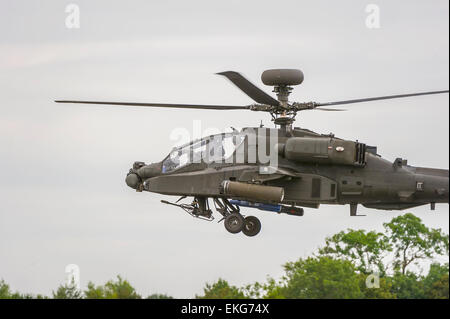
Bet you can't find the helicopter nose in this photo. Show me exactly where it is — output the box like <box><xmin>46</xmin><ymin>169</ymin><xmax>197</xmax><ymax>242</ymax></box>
<box><xmin>125</xmin><ymin>161</ymin><xmax>162</xmax><ymax>190</ymax></box>
<box><xmin>125</xmin><ymin>161</ymin><xmax>145</xmax><ymax>190</ymax></box>
<box><xmin>136</xmin><ymin>162</ymin><xmax>162</xmax><ymax>179</ymax></box>
<box><xmin>125</xmin><ymin>172</ymin><xmax>141</xmax><ymax>189</ymax></box>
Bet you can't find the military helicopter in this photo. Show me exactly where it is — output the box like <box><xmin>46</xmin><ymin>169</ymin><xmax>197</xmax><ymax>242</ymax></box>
<box><xmin>55</xmin><ymin>69</ymin><xmax>449</xmax><ymax>237</ymax></box>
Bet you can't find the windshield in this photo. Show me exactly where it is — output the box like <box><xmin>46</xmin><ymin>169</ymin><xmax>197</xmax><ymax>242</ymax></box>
<box><xmin>162</xmin><ymin>133</ymin><xmax>245</xmax><ymax>173</ymax></box>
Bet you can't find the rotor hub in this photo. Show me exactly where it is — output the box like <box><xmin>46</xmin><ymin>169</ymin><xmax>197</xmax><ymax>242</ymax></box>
<box><xmin>259</xmin><ymin>69</ymin><xmax>305</xmax><ymax>128</ymax></box>
<box><xmin>273</xmin><ymin>85</ymin><xmax>293</xmax><ymax>107</ymax></box>
<box><xmin>273</xmin><ymin>116</ymin><xmax>295</xmax><ymax>126</ymax></box>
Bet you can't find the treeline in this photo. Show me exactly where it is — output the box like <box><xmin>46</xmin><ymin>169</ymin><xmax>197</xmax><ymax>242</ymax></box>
<box><xmin>0</xmin><ymin>276</ymin><xmax>172</xmax><ymax>299</ymax></box>
<box><xmin>1</xmin><ymin>213</ymin><xmax>448</xmax><ymax>299</ymax></box>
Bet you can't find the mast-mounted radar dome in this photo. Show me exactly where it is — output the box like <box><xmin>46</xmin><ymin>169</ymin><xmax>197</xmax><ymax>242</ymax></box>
<box><xmin>261</xmin><ymin>69</ymin><xmax>304</xmax><ymax>86</ymax></box>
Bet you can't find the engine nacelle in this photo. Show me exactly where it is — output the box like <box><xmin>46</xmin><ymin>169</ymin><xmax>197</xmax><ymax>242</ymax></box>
<box><xmin>221</xmin><ymin>181</ymin><xmax>284</xmax><ymax>203</ymax></box>
<box><xmin>282</xmin><ymin>137</ymin><xmax>366</xmax><ymax>167</ymax></box>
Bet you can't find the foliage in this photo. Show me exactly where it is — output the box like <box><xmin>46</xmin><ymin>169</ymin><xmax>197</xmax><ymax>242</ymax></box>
<box><xmin>243</xmin><ymin>277</ymin><xmax>286</xmax><ymax>299</ymax></box>
<box><xmin>389</xmin><ymin>271</ymin><xmax>426</xmax><ymax>299</ymax></box>
<box><xmin>383</xmin><ymin>213</ymin><xmax>449</xmax><ymax>274</ymax></box>
<box><xmin>358</xmin><ymin>274</ymin><xmax>396</xmax><ymax>299</ymax></box>
<box><xmin>244</xmin><ymin>213</ymin><xmax>448</xmax><ymax>299</ymax></box>
<box><xmin>147</xmin><ymin>293</ymin><xmax>174</xmax><ymax>299</ymax></box>
<box><xmin>84</xmin><ymin>281</ymin><xmax>106</xmax><ymax>299</ymax></box>
<box><xmin>422</xmin><ymin>263</ymin><xmax>449</xmax><ymax>299</ymax></box>
<box><xmin>196</xmin><ymin>278</ymin><xmax>246</xmax><ymax>299</ymax></box>
<box><xmin>84</xmin><ymin>275</ymin><xmax>141</xmax><ymax>299</ymax></box>
<box><xmin>426</xmin><ymin>274</ymin><xmax>449</xmax><ymax>299</ymax></box>
<box><xmin>0</xmin><ymin>279</ymin><xmax>47</xmax><ymax>299</ymax></box>
<box><xmin>52</xmin><ymin>284</ymin><xmax>83</xmax><ymax>299</ymax></box>
<box><xmin>280</xmin><ymin>256</ymin><xmax>364</xmax><ymax>299</ymax></box>
<box><xmin>318</xmin><ymin>229</ymin><xmax>390</xmax><ymax>275</ymax></box>
<box><xmin>0</xmin><ymin>280</ymin><xmax>12</xmax><ymax>299</ymax></box>
<box><xmin>1</xmin><ymin>213</ymin><xmax>448</xmax><ymax>299</ymax></box>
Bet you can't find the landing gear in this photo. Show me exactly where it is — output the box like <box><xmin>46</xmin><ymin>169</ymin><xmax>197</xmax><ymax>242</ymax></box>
<box><xmin>161</xmin><ymin>196</ymin><xmax>213</xmax><ymax>221</ymax></box>
<box><xmin>162</xmin><ymin>196</ymin><xmax>264</xmax><ymax>236</ymax></box>
<box><xmin>242</xmin><ymin>216</ymin><xmax>261</xmax><ymax>237</ymax></box>
<box><xmin>224</xmin><ymin>213</ymin><xmax>245</xmax><ymax>234</ymax></box>
<box><xmin>213</xmin><ymin>198</ymin><xmax>260</xmax><ymax>235</ymax></box>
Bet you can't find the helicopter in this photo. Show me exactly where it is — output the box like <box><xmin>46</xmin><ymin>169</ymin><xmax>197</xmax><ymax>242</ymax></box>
<box><xmin>55</xmin><ymin>69</ymin><xmax>449</xmax><ymax>237</ymax></box>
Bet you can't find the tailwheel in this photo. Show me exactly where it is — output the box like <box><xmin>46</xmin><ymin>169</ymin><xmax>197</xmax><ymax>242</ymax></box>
<box><xmin>224</xmin><ymin>213</ymin><xmax>245</xmax><ymax>234</ymax></box>
<box><xmin>242</xmin><ymin>216</ymin><xmax>261</xmax><ymax>237</ymax></box>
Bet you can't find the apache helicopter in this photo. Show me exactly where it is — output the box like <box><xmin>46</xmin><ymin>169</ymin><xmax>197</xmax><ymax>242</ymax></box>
<box><xmin>55</xmin><ymin>69</ymin><xmax>449</xmax><ymax>237</ymax></box>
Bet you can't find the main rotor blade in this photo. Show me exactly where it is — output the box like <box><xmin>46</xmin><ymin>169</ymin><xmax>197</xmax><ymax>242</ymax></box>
<box><xmin>217</xmin><ymin>71</ymin><xmax>280</xmax><ymax>106</ymax></box>
<box><xmin>315</xmin><ymin>107</ymin><xmax>347</xmax><ymax>111</ymax></box>
<box><xmin>54</xmin><ymin>100</ymin><xmax>250</xmax><ymax>110</ymax></box>
<box><xmin>316</xmin><ymin>90</ymin><xmax>449</xmax><ymax>107</ymax></box>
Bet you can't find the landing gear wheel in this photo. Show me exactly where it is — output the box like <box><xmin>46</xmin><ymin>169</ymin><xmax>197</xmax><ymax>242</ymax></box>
<box><xmin>224</xmin><ymin>213</ymin><xmax>245</xmax><ymax>234</ymax></box>
<box><xmin>242</xmin><ymin>216</ymin><xmax>261</xmax><ymax>237</ymax></box>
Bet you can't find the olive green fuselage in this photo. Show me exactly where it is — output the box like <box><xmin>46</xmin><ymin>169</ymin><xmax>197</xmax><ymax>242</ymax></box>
<box><xmin>126</xmin><ymin>127</ymin><xmax>449</xmax><ymax>212</ymax></box>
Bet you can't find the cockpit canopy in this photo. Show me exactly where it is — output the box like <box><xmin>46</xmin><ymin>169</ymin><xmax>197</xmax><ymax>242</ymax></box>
<box><xmin>162</xmin><ymin>133</ymin><xmax>245</xmax><ymax>173</ymax></box>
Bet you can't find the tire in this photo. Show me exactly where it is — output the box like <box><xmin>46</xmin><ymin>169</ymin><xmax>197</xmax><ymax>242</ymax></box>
<box><xmin>242</xmin><ymin>216</ymin><xmax>261</xmax><ymax>237</ymax></box>
<box><xmin>224</xmin><ymin>213</ymin><xmax>245</xmax><ymax>234</ymax></box>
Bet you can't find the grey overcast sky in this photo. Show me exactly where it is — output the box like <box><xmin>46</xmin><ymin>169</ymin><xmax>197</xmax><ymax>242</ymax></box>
<box><xmin>0</xmin><ymin>0</ymin><xmax>448</xmax><ymax>298</ymax></box>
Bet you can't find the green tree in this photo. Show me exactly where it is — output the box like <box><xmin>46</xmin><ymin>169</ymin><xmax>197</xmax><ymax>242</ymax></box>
<box><xmin>423</xmin><ymin>263</ymin><xmax>448</xmax><ymax>290</ymax></box>
<box><xmin>426</xmin><ymin>274</ymin><xmax>449</xmax><ymax>299</ymax></box>
<box><xmin>84</xmin><ymin>275</ymin><xmax>141</xmax><ymax>299</ymax></box>
<box><xmin>52</xmin><ymin>282</ymin><xmax>83</xmax><ymax>299</ymax></box>
<box><xmin>147</xmin><ymin>293</ymin><xmax>173</xmax><ymax>299</ymax></box>
<box><xmin>383</xmin><ymin>213</ymin><xmax>449</xmax><ymax>274</ymax></box>
<box><xmin>422</xmin><ymin>263</ymin><xmax>449</xmax><ymax>299</ymax></box>
<box><xmin>243</xmin><ymin>277</ymin><xmax>286</xmax><ymax>299</ymax></box>
<box><xmin>84</xmin><ymin>282</ymin><xmax>105</xmax><ymax>299</ymax></box>
<box><xmin>197</xmin><ymin>278</ymin><xmax>246</xmax><ymax>299</ymax></box>
<box><xmin>358</xmin><ymin>274</ymin><xmax>396</xmax><ymax>299</ymax></box>
<box><xmin>0</xmin><ymin>279</ymin><xmax>46</xmax><ymax>299</ymax></box>
<box><xmin>389</xmin><ymin>272</ymin><xmax>425</xmax><ymax>299</ymax></box>
<box><xmin>318</xmin><ymin>229</ymin><xmax>390</xmax><ymax>275</ymax></box>
<box><xmin>280</xmin><ymin>256</ymin><xmax>364</xmax><ymax>299</ymax></box>
<box><xmin>0</xmin><ymin>279</ymin><xmax>12</xmax><ymax>299</ymax></box>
